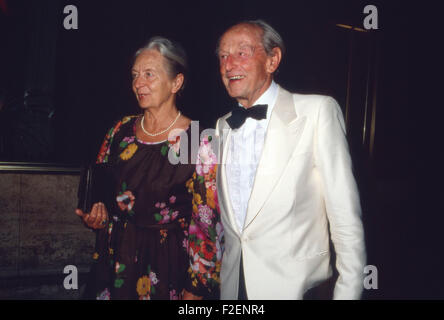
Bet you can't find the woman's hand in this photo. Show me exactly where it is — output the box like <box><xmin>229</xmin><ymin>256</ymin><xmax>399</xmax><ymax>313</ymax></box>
<box><xmin>182</xmin><ymin>289</ymin><xmax>203</xmax><ymax>300</ymax></box>
<box><xmin>75</xmin><ymin>202</ymin><xmax>109</xmax><ymax>229</ymax></box>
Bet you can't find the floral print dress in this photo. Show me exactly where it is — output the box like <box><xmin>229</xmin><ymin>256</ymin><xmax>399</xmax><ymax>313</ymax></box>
<box><xmin>84</xmin><ymin>115</ymin><xmax>222</xmax><ymax>300</ymax></box>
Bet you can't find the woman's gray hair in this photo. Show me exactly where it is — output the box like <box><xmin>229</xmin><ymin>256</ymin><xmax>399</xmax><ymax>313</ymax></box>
<box><xmin>216</xmin><ymin>19</ymin><xmax>286</xmax><ymax>59</ymax></box>
<box><xmin>134</xmin><ymin>36</ymin><xmax>188</xmax><ymax>91</ymax></box>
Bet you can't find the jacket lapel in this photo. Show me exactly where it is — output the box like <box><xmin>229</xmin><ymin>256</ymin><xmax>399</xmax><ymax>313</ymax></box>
<box><xmin>243</xmin><ymin>87</ymin><xmax>306</xmax><ymax>230</ymax></box>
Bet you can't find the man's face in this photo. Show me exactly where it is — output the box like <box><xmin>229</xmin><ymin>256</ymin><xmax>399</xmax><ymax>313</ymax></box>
<box><xmin>218</xmin><ymin>24</ymin><xmax>274</xmax><ymax>107</ymax></box>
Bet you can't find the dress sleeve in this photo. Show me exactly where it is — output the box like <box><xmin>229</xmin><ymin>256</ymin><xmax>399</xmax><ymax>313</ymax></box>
<box><xmin>96</xmin><ymin>120</ymin><xmax>124</xmax><ymax>164</ymax></box>
<box><xmin>184</xmin><ymin>134</ymin><xmax>224</xmax><ymax>299</ymax></box>
<box><xmin>96</xmin><ymin>116</ymin><xmax>135</xmax><ymax>164</ymax></box>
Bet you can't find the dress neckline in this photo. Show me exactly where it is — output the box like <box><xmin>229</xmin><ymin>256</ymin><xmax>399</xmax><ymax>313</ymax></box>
<box><xmin>132</xmin><ymin>116</ymin><xmax>191</xmax><ymax>146</ymax></box>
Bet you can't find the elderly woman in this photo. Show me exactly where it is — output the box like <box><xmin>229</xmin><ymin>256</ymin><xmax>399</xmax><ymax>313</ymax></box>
<box><xmin>75</xmin><ymin>37</ymin><xmax>222</xmax><ymax>300</ymax></box>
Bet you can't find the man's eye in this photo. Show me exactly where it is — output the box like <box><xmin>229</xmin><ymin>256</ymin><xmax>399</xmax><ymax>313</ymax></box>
<box><xmin>131</xmin><ymin>74</ymin><xmax>137</xmax><ymax>79</ymax></box>
<box><xmin>220</xmin><ymin>54</ymin><xmax>228</xmax><ymax>60</ymax></box>
<box><xmin>238</xmin><ymin>51</ymin><xmax>250</xmax><ymax>58</ymax></box>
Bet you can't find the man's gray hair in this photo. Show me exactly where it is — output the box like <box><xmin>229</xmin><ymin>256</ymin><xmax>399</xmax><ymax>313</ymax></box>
<box><xmin>246</xmin><ymin>19</ymin><xmax>286</xmax><ymax>58</ymax></box>
<box><xmin>134</xmin><ymin>36</ymin><xmax>187</xmax><ymax>90</ymax></box>
<box><xmin>216</xmin><ymin>19</ymin><xmax>286</xmax><ymax>59</ymax></box>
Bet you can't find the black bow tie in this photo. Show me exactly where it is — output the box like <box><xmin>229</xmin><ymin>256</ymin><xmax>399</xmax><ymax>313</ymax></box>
<box><xmin>226</xmin><ymin>104</ymin><xmax>268</xmax><ymax>129</ymax></box>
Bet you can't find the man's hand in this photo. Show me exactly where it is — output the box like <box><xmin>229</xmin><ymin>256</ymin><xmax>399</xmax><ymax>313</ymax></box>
<box><xmin>75</xmin><ymin>202</ymin><xmax>108</xmax><ymax>229</ymax></box>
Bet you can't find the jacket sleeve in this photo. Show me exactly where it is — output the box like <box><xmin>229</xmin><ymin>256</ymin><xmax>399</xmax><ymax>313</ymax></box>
<box><xmin>314</xmin><ymin>96</ymin><xmax>366</xmax><ymax>299</ymax></box>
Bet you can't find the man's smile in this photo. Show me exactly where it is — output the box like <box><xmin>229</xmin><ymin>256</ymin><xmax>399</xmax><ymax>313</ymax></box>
<box><xmin>228</xmin><ymin>75</ymin><xmax>245</xmax><ymax>81</ymax></box>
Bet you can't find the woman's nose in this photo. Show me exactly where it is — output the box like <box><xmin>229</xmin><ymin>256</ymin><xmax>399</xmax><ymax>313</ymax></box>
<box><xmin>133</xmin><ymin>75</ymin><xmax>144</xmax><ymax>89</ymax></box>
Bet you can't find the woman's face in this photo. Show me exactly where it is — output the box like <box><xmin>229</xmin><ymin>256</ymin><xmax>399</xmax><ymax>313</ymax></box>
<box><xmin>131</xmin><ymin>49</ymin><xmax>180</xmax><ymax>110</ymax></box>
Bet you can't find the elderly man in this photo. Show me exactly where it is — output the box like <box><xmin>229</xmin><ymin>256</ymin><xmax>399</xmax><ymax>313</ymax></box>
<box><xmin>214</xmin><ymin>20</ymin><xmax>366</xmax><ymax>300</ymax></box>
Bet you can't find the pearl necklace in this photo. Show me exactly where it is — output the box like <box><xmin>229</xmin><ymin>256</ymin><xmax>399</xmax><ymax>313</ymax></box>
<box><xmin>141</xmin><ymin>111</ymin><xmax>181</xmax><ymax>137</ymax></box>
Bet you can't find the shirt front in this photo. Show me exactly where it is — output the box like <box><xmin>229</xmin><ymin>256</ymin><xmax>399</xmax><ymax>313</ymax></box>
<box><xmin>225</xmin><ymin>81</ymin><xmax>279</xmax><ymax>233</ymax></box>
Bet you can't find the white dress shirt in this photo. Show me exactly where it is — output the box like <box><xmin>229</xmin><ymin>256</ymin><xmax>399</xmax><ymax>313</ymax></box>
<box><xmin>226</xmin><ymin>81</ymin><xmax>279</xmax><ymax>232</ymax></box>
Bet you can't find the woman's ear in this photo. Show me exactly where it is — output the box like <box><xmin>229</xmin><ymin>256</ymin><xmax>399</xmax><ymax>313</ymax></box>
<box><xmin>172</xmin><ymin>73</ymin><xmax>185</xmax><ymax>94</ymax></box>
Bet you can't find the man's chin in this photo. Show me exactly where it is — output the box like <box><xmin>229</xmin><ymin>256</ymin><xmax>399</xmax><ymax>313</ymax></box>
<box><xmin>225</xmin><ymin>83</ymin><xmax>244</xmax><ymax>95</ymax></box>
<box><xmin>226</xmin><ymin>89</ymin><xmax>245</xmax><ymax>101</ymax></box>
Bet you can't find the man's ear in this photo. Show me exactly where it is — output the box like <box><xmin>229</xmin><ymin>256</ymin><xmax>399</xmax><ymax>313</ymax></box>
<box><xmin>172</xmin><ymin>73</ymin><xmax>185</xmax><ymax>94</ymax></box>
<box><xmin>266</xmin><ymin>47</ymin><xmax>282</xmax><ymax>74</ymax></box>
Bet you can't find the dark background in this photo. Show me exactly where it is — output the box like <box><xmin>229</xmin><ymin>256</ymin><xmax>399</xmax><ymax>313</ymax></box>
<box><xmin>0</xmin><ymin>0</ymin><xmax>407</xmax><ymax>169</ymax></box>
<box><xmin>0</xmin><ymin>0</ymin><xmax>429</xmax><ymax>299</ymax></box>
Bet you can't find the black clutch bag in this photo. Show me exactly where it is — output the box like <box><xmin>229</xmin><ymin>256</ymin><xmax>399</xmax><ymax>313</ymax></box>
<box><xmin>77</xmin><ymin>163</ymin><xmax>116</xmax><ymax>213</ymax></box>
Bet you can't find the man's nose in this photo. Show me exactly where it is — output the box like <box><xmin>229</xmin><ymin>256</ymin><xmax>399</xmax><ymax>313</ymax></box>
<box><xmin>224</xmin><ymin>54</ymin><xmax>237</xmax><ymax>71</ymax></box>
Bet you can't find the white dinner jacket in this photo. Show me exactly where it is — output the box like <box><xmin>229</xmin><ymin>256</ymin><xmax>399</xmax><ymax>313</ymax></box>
<box><xmin>215</xmin><ymin>85</ymin><xmax>366</xmax><ymax>300</ymax></box>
